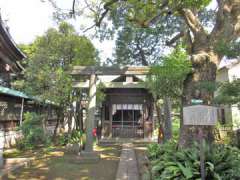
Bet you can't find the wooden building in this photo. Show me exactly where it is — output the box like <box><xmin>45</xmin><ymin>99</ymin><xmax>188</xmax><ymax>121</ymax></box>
<box><xmin>101</xmin><ymin>76</ymin><xmax>153</xmax><ymax>138</ymax></box>
<box><xmin>0</xmin><ymin>86</ymin><xmax>58</xmax><ymax>131</ymax></box>
<box><xmin>0</xmin><ymin>14</ymin><xmax>26</xmax><ymax>131</ymax></box>
<box><xmin>72</xmin><ymin>66</ymin><xmax>154</xmax><ymax>139</ymax></box>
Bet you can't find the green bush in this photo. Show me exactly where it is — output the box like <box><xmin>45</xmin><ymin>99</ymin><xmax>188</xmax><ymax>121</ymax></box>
<box><xmin>58</xmin><ymin>130</ymin><xmax>85</xmax><ymax>147</ymax></box>
<box><xmin>147</xmin><ymin>142</ymin><xmax>240</xmax><ymax>180</ymax></box>
<box><xmin>17</xmin><ymin>112</ymin><xmax>50</xmax><ymax>150</ymax></box>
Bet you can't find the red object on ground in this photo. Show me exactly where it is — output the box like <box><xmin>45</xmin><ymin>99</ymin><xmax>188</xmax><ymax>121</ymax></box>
<box><xmin>92</xmin><ymin>128</ymin><xmax>97</xmax><ymax>137</ymax></box>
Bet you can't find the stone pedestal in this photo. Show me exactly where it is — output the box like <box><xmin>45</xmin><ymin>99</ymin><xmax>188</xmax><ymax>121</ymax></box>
<box><xmin>75</xmin><ymin>151</ymin><xmax>100</xmax><ymax>163</ymax></box>
<box><xmin>66</xmin><ymin>143</ymin><xmax>80</xmax><ymax>154</ymax></box>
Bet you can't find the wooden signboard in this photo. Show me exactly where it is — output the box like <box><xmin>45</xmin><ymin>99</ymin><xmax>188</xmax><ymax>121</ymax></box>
<box><xmin>183</xmin><ymin>105</ymin><xmax>218</xmax><ymax>126</ymax></box>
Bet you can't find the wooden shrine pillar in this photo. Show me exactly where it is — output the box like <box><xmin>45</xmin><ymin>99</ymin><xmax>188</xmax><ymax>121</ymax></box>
<box><xmin>20</xmin><ymin>98</ymin><xmax>24</xmax><ymax>126</ymax></box>
<box><xmin>109</xmin><ymin>102</ymin><xmax>112</xmax><ymax>138</ymax></box>
<box><xmin>85</xmin><ymin>73</ymin><xmax>97</xmax><ymax>152</ymax></box>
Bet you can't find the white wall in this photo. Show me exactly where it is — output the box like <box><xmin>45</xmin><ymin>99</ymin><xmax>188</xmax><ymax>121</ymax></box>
<box><xmin>228</xmin><ymin>63</ymin><xmax>240</xmax><ymax>129</ymax></box>
<box><xmin>0</xmin><ymin>130</ymin><xmax>23</xmax><ymax>148</ymax></box>
<box><xmin>228</xmin><ymin>63</ymin><xmax>240</xmax><ymax>82</ymax></box>
<box><xmin>216</xmin><ymin>68</ymin><xmax>232</xmax><ymax>124</ymax></box>
<box><xmin>216</xmin><ymin>63</ymin><xmax>240</xmax><ymax>129</ymax></box>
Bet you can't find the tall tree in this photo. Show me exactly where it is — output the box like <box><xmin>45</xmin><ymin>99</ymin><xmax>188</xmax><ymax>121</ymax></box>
<box><xmin>21</xmin><ymin>22</ymin><xmax>98</xmax><ymax>136</ymax></box>
<box><xmin>114</xmin><ymin>26</ymin><xmax>166</xmax><ymax>66</ymax></box>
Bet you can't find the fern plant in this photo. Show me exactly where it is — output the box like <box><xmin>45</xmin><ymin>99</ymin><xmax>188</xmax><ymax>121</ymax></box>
<box><xmin>147</xmin><ymin>142</ymin><xmax>240</xmax><ymax>180</ymax></box>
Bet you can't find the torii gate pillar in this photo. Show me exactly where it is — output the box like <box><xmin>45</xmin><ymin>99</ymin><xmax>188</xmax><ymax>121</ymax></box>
<box><xmin>85</xmin><ymin>73</ymin><xmax>96</xmax><ymax>152</ymax></box>
<box><xmin>79</xmin><ymin>73</ymin><xmax>100</xmax><ymax>163</ymax></box>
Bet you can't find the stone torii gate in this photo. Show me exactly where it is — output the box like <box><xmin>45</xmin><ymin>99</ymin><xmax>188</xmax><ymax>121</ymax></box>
<box><xmin>71</xmin><ymin>66</ymin><xmax>150</xmax><ymax>155</ymax></box>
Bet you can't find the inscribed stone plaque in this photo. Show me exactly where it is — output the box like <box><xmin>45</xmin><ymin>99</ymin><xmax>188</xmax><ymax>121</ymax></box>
<box><xmin>183</xmin><ymin>105</ymin><xmax>217</xmax><ymax>125</ymax></box>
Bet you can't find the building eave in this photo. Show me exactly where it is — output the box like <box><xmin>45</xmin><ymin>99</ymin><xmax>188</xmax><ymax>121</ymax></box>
<box><xmin>0</xmin><ymin>16</ymin><xmax>26</xmax><ymax>72</ymax></box>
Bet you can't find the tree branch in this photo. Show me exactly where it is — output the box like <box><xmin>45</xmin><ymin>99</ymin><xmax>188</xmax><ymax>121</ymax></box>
<box><xmin>96</xmin><ymin>0</ymin><xmax>119</xmax><ymax>27</ymax></box>
<box><xmin>136</xmin><ymin>38</ymin><xmax>148</xmax><ymax>66</ymax></box>
<box><xmin>146</xmin><ymin>0</ymin><xmax>170</xmax><ymax>26</ymax></box>
<box><xmin>211</xmin><ymin>0</ymin><xmax>240</xmax><ymax>43</ymax></box>
<box><xmin>184</xmin><ymin>30</ymin><xmax>193</xmax><ymax>53</ymax></box>
<box><xmin>71</xmin><ymin>0</ymin><xmax>76</xmax><ymax>17</ymax></box>
<box><xmin>83</xmin><ymin>24</ymin><xmax>96</xmax><ymax>33</ymax></box>
<box><xmin>166</xmin><ymin>31</ymin><xmax>184</xmax><ymax>46</ymax></box>
<box><xmin>83</xmin><ymin>0</ymin><xmax>98</xmax><ymax>14</ymax></box>
<box><xmin>179</xmin><ymin>8</ymin><xmax>205</xmax><ymax>35</ymax></box>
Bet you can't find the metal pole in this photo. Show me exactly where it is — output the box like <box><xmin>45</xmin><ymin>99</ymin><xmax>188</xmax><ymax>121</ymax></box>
<box><xmin>199</xmin><ymin>127</ymin><xmax>205</xmax><ymax>180</ymax></box>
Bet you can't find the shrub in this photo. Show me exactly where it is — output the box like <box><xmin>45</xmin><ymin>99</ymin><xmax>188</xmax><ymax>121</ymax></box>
<box><xmin>58</xmin><ymin>130</ymin><xmax>85</xmax><ymax>148</ymax></box>
<box><xmin>17</xmin><ymin>112</ymin><xmax>50</xmax><ymax>150</ymax></box>
<box><xmin>147</xmin><ymin>142</ymin><xmax>240</xmax><ymax>180</ymax></box>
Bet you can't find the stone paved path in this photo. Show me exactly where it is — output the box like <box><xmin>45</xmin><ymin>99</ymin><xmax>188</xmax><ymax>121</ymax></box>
<box><xmin>116</xmin><ymin>143</ymin><xmax>139</xmax><ymax>180</ymax></box>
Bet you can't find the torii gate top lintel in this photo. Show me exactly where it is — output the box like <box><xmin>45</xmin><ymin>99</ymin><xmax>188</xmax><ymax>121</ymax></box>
<box><xmin>71</xmin><ymin>66</ymin><xmax>150</xmax><ymax>76</ymax></box>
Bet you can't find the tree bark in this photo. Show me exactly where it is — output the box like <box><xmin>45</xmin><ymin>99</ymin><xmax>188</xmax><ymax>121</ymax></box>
<box><xmin>75</xmin><ymin>99</ymin><xmax>81</xmax><ymax>130</ymax></box>
<box><xmin>76</xmin><ymin>91</ymin><xmax>84</xmax><ymax>131</ymax></box>
<box><xmin>53</xmin><ymin>107</ymin><xmax>63</xmax><ymax>140</ymax></box>
<box><xmin>178</xmin><ymin>50</ymin><xmax>219</xmax><ymax>147</ymax></box>
<box><xmin>67</xmin><ymin>103</ymin><xmax>74</xmax><ymax>133</ymax></box>
<box><xmin>40</xmin><ymin>105</ymin><xmax>47</xmax><ymax>135</ymax></box>
<box><xmin>155</xmin><ymin>102</ymin><xmax>164</xmax><ymax>143</ymax></box>
<box><xmin>163</xmin><ymin>97</ymin><xmax>172</xmax><ymax>141</ymax></box>
<box><xmin>43</xmin><ymin>105</ymin><xmax>51</xmax><ymax>135</ymax></box>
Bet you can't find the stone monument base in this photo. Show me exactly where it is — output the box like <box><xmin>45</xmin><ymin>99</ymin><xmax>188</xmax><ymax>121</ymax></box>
<box><xmin>75</xmin><ymin>151</ymin><xmax>100</xmax><ymax>163</ymax></box>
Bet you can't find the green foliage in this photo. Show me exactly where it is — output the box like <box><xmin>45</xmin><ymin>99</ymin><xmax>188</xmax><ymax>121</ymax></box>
<box><xmin>124</xmin><ymin>0</ymin><xmax>211</xmax><ymax>26</ymax></box>
<box><xmin>215</xmin><ymin>40</ymin><xmax>240</xmax><ymax>58</ymax></box>
<box><xmin>147</xmin><ymin>142</ymin><xmax>240</xmax><ymax>179</ymax></box>
<box><xmin>58</xmin><ymin>130</ymin><xmax>85</xmax><ymax>146</ymax></box>
<box><xmin>146</xmin><ymin>46</ymin><xmax>191</xmax><ymax>99</ymax></box>
<box><xmin>109</xmin><ymin>5</ymin><xmax>183</xmax><ymax>66</ymax></box>
<box><xmin>214</xmin><ymin>79</ymin><xmax>240</xmax><ymax>107</ymax></box>
<box><xmin>96</xmin><ymin>82</ymin><xmax>106</xmax><ymax>104</ymax></box>
<box><xmin>113</xmin><ymin>26</ymin><xmax>163</xmax><ymax>66</ymax></box>
<box><xmin>20</xmin><ymin>22</ymin><xmax>98</xmax><ymax>106</ymax></box>
<box><xmin>169</xmin><ymin>0</ymin><xmax>211</xmax><ymax>9</ymax></box>
<box><xmin>172</xmin><ymin>117</ymin><xmax>180</xmax><ymax>140</ymax></box>
<box><xmin>195</xmin><ymin>81</ymin><xmax>218</xmax><ymax>93</ymax></box>
<box><xmin>17</xmin><ymin>112</ymin><xmax>50</xmax><ymax>150</ymax></box>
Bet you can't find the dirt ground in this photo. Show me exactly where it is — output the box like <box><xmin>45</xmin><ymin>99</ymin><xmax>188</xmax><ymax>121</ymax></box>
<box><xmin>2</xmin><ymin>145</ymin><xmax>121</xmax><ymax>180</ymax></box>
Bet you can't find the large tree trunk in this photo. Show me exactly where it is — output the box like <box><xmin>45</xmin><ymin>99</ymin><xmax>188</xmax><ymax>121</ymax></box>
<box><xmin>53</xmin><ymin>107</ymin><xmax>64</xmax><ymax>140</ymax></box>
<box><xmin>177</xmin><ymin>0</ymin><xmax>239</xmax><ymax>146</ymax></box>
<box><xmin>75</xmin><ymin>90</ymin><xmax>84</xmax><ymax>131</ymax></box>
<box><xmin>67</xmin><ymin>103</ymin><xmax>74</xmax><ymax>133</ymax></box>
<box><xmin>40</xmin><ymin>105</ymin><xmax>47</xmax><ymax>135</ymax></box>
<box><xmin>155</xmin><ymin>102</ymin><xmax>164</xmax><ymax>143</ymax></box>
<box><xmin>163</xmin><ymin>97</ymin><xmax>172</xmax><ymax>141</ymax></box>
<box><xmin>43</xmin><ymin>105</ymin><xmax>51</xmax><ymax>135</ymax></box>
<box><xmin>75</xmin><ymin>100</ymin><xmax>80</xmax><ymax>130</ymax></box>
<box><xmin>178</xmin><ymin>50</ymin><xmax>219</xmax><ymax>147</ymax></box>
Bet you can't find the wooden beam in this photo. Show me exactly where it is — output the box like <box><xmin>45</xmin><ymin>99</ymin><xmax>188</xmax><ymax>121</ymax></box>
<box><xmin>73</xmin><ymin>81</ymin><xmax>145</xmax><ymax>89</ymax></box>
<box><xmin>71</xmin><ymin>66</ymin><xmax>150</xmax><ymax>75</ymax></box>
<box><xmin>73</xmin><ymin>81</ymin><xmax>90</xmax><ymax>88</ymax></box>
